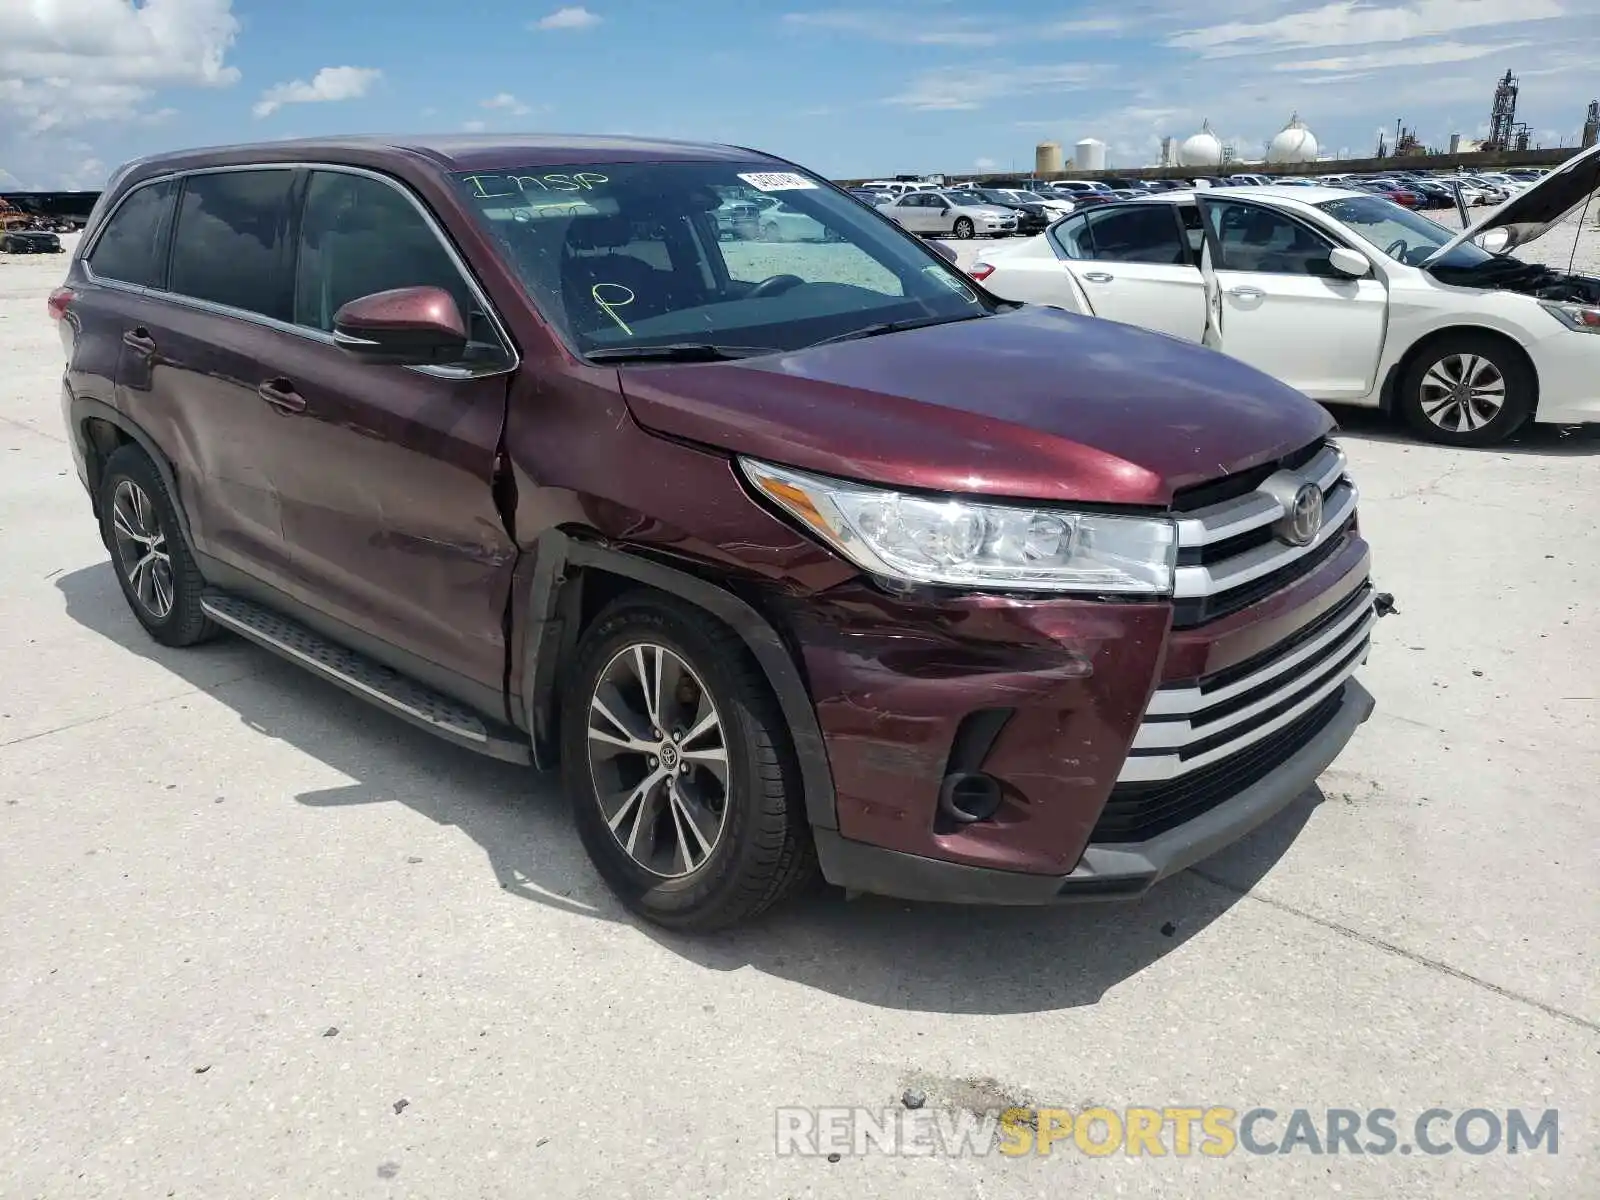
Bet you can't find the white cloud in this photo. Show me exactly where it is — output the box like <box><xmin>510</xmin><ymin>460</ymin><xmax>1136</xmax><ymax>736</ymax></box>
<box><xmin>253</xmin><ymin>66</ymin><xmax>382</xmax><ymax>118</ymax></box>
<box><xmin>1046</xmin><ymin>16</ymin><xmax>1129</xmax><ymax>36</ymax></box>
<box><xmin>888</xmin><ymin>63</ymin><xmax>1100</xmax><ymax>110</ymax></box>
<box><xmin>1168</xmin><ymin>0</ymin><xmax>1562</xmax><ymax>56</ymax></box>
<box><xmin>534</xmin><ymin>6</ymin><xmax>601</xmax><ymax>30</ymax></box>
<box><xmin>0</xmin><ymin>0</ymin><xmax>240</xmax><ymax>132</ymax></box>
<box><xmin>482</xmin><ymin>92</ymin><xmax>533</xmax><ymax>115</ymax></box>
<box><xmin>462</xmin><ymin>119</ymin><xmax>488</xmax><ymax>132</ymax></box>
<box><xmin>783</xmin><ymin>10</ymin><xmax>1000</xmax><ymax>46</ymax></box>
<box><xmin>974</xmin><ymin>156</ymin><xmax>999</xmax><ymax>169</ymax></box>
<box><xmin>60</xmin><ymin>157</ymin><xmax>108</xmax><ymax>189</ymax></box>
<box><xmin>1274</xmin><ymin>38</ymin><xmax>1528</xmax><ymax>71</ymax></box>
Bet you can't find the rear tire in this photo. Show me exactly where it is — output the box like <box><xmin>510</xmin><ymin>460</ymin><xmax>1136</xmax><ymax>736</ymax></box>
<box><xmin>97</xmin><ymin>444</ymin><xmax>218</xmax><ymax>647</ymax></box>
<box><xmin>1398</xmin><ymin>333</ymin><xmax>1533</xmax><ymax>447</ymax></box>
<box><xmin>561</xmin><ymin>593</ymin><xmax>817</xmax><ymax>931</ymax></box>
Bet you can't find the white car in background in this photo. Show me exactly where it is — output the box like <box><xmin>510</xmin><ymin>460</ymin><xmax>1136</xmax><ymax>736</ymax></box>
<box><xmin>748</xmin><ymin>194</ymin><xmax>831</xmax><ymax>242</ymax></box>
<box><xmin>878</xmin><ymin>190</ymin><xmax>1019</xmax><ymax>238</ymax></box>
<box><xmin>971</xmin><ymin>144</ymin><xmax>1600</xmax><ymax>446</ymax></box>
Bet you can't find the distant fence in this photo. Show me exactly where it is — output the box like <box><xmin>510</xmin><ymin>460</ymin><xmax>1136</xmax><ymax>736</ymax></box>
<box><xmin>1</xmin><ymin>191</ymin><xmax>100</xmax><ymax>225</ymax></box>
<box><xmin>839</xmin><ymin>146</ymin><xmax>1583</xmax><ymax>187</ymax></box>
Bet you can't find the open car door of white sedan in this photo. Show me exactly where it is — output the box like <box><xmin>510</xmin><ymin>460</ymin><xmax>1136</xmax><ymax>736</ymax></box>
<box><xmin>974</xmin><ymin>203</ymin><xmax>1207</xmax><ymax>342</ymax></box>
<box><xmin>1196</xmin><ymin>196</ymin><xmax>1388</xmax><ymax>401</ymax></box>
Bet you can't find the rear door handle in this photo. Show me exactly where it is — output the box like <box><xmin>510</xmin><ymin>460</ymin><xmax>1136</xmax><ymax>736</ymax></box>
<box><xmin>122</xmin><ymin>327</ymin><xmax>156</xmax><ymax>354</ymax></box>
<box><xmin>257</xmin><ymin>378</ymin><xmax>307</xmax><ymax>414</ymax></box>
<box><xmin>1083</xmin><ymin>271</ymin><xmax>1114</xmax><ymax>283</ymax></box>
<box><xmin>1228</xmin><ymin>286</ymin><xmax>1266</xmax><ymax>300</ymax></box>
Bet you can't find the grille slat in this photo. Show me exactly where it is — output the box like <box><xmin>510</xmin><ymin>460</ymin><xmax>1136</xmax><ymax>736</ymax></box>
<box><xmin>1092</xmin><ymin>692</ymin><xmax>1345</xmax><ymax>842</ymax></box>
<box><xmin>1116</xmin><ymin>584</ymin><xmax>1374</xmax><ymax>785</ymax></box>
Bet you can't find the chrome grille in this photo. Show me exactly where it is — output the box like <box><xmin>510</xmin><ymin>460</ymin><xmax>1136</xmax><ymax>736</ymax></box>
<box><xmin>1172</xmin><ymin>442</ymin><xmax>1357</xmax><ymax>626</ymax></box>
<box><xmin>1118</xmin><ymin>583</ymin><xmax>1374</xmax><ymax>785</ymax></box>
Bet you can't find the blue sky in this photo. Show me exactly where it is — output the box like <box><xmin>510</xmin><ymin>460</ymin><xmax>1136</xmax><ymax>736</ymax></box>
<box><xmin>3</xmin><ymin>0</ymin><xmax>1598</xmax><ymax>190</ymax></box>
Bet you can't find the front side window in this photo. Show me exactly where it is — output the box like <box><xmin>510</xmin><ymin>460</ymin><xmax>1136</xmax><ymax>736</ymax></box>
<box><xmin>452</xmin><ymin>161</ymin><xmax>987</xmax><ymax>356</ymax></box>
<box><xmin>1202</xmin><ymin>200</ymin><xmax>1338</xmax><ymax>276</ymax></box>
<box><xmin>168</xmin><ymin>170</ymin><xmax>296</xmax><ymax>318</ymax></box>
<box><xmin>88</xmin><ymin>180</ymin><xmax>177</xmax><ymax>288</ymax></box>
<box><xmin>1316</xmin><ymin>195</ymin><xmax>1467</xmax><ymax>267</ymax></box>
<box><xmin>1084</xmin><ymin>206</ymin><xmax>1188</xmax><ymax>265</ymax></box>
<box><xmin>293</xmin><ymin>170</ymin><xmax>509</xmax><ymax>362</ymax></box>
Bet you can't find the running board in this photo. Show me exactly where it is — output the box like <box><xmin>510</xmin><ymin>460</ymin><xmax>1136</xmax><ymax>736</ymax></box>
<box><xmin>199</xmin><ymin>593</ymin><xmax>532</xmax><ymax>765</ymax></box>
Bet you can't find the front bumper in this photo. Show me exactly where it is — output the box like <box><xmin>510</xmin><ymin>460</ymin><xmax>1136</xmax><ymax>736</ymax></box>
<box><xmin>816</xmin><ymin>678</ymin><xmax>1374</xmax><ymax>904</ymax></box>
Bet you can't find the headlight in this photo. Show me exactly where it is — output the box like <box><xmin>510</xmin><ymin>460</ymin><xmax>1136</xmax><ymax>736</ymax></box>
<box><xmin>1539</xmin><ymin>300</ymin><xmax>1600</xmax><ymax>333</ymax></box>
<box><xmin>740</xmin><ymin>458</ymin><xmax>1176</xmax><ymax>595</ymax></box>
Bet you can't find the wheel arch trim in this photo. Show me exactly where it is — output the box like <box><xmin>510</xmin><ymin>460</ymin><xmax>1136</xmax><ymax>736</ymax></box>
<box><xmin>1391</xmin><ymin>323</ymin><xmax>1541</xmax><ymax>415</ymax></box>
<box><xmin>519</xmin><ymin>530</ymin><xmax>838</xmax><ymax>831</ymax></box>
<box><xmin>69</xmin><ymin>397</ymin><xmax>196</xmax><ymax>546</ymax></box>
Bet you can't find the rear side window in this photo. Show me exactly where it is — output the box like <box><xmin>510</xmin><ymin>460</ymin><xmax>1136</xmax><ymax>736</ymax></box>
<box><xmin>87</xmin><ymin>180</ymin><xmax>176</xmax><ymax>287</ymax></box>
<box><xmin>168</xmin><ymin>170</ymin><xmax>296</xmax><ymax>318</ymax></box>
<box><xmin>1084</xmin><ymin>207</ymin><xmax>1188</xmax><ymax>265</ymax></box>
<box><xmin>1050</xmin><ymin>215</ymin><xmax>1093</xmax><ymax>259</ymax></box>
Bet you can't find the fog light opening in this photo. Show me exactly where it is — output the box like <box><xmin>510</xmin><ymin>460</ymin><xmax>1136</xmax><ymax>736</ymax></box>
<box><xmin>938</xmin><ymin>772</ymin><xmax>1003</xmax><ymax>824</ymax></box>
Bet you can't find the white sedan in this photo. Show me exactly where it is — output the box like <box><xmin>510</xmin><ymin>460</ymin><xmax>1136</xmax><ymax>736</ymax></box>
<box><xmin>972</xmin><ymin>146</ymin><xmax>1600</xmax><ymax>446</ymax></box>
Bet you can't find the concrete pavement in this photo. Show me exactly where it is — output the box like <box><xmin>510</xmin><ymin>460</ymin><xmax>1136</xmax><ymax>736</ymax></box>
<box><xmin>1</xmin><ymin>239</ymin><xmax>1596</xmax><ymax>1199</ymax></box>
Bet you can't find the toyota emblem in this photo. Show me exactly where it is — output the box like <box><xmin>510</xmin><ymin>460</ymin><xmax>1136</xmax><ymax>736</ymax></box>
<box><xmin>1283</xmin><ymin>483</ymin><xmax>1323</xmax><ymax>546</ymax></box>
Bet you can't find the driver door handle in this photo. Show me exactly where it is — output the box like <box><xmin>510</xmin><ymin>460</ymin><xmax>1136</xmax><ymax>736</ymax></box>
<box><xmin>257</xmin><ymin>378</ymin><xmax>306</xmax><ymax>414</ymax></box>
<box><xmin>1082</xmin><ymin>271</ymin><xmax>1114</xmax><ymax>283</ymax></box>
<box><xmin>1228</xmin><ymin>286</ymin><xmax>1266</xmax><ymax>300</ymax></box>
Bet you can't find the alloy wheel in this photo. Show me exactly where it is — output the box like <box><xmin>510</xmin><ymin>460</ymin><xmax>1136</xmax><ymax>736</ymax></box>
<box><xmin>111</xmin><ymin>479</ymin><xmax>175</xmax><ymax>620</ymax></box>
<box><xmin>585</xmin><ymin>642</ymin><xmax>730</xmax><ymax>878</ymax></box>
<box><xmin>1418</xmin><ymin>352</ymin><xmax>1506</xmax><ymax>434</ymax></box>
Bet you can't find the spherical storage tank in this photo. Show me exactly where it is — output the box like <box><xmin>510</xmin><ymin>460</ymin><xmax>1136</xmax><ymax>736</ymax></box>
<box><xmin>1266</xmin><ymin>112</ymin><xmax>1319</xmax><ymax>165</ymax></box>
<box><xmin>1035</xmin><ymin>141</ymin><xmax>1064</xmax><ymax>175</ymax></box>
<box><xmin>1178</xmin><ymin>120</ymin><xmax>1223</xmax><ymax>169</ymax></box>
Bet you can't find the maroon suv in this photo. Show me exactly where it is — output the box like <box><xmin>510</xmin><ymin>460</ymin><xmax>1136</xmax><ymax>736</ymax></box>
<box><xmin>53</xmin><ymin>136</ymin><xmax>1376</xmax><ymax>930</ymax></box>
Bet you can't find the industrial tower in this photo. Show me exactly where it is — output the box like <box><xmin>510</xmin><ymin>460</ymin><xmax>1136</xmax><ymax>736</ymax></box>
<box><xmin>1487</xmin><ymin>70</ymin><xmax>1519</xmax><ymax>151</ymax></box>
<box><xmin>1584</xmin><ymin>100</ymin><xmax>1599</xmax><ymax>149</ymax></box>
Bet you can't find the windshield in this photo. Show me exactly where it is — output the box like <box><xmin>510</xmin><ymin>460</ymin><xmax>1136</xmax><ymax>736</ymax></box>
<box><xmin>1316</xmin><ymin>195</ymin><xmax>1496</xmax><ymax>268</ymax></box>
<box><xmin>451</xmin><ymin>161</ymin><xmax>987</xmax><ymax>357</ymax></box>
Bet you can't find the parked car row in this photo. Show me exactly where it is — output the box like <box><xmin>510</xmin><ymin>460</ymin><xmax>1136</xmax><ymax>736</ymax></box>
<box><xmin>857</xmin><ymin>167</ymin><xmax>1552</xmax><ymax>216</ymax></box>
<box><xmin>971</xmin><ymin>146</ymin><xmax>1600</xmax><ymax>448</ymax></box>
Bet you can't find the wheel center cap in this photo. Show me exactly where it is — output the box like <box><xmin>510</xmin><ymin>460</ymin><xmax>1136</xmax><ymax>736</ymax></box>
<box><xmin>659</xmin><ymin>743</ymin><xmax>679</xmax><ymax>769</ymax></box>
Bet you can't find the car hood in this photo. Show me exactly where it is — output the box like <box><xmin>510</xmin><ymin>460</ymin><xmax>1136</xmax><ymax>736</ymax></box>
<box><xmin>1424</xmin><ymin>143</ymin><xmax>1600</xmax><ymax>264</ymax></box>
<box><xmin>617</xmin><ymin>306</ymin><xmax>1332</xmax><ymax>507</ymax></box>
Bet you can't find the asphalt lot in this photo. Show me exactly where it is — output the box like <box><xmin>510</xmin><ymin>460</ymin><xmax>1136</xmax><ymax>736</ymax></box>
<box><xmin>2</xmin><ymin>231</ymin><xmax>1597</xmax><ymax>1198</ymax></box>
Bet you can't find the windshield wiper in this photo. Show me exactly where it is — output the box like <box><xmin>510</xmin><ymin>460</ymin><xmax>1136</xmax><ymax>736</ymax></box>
<box><xmin>584</xmin><ymin>343</ymin><xmax>780</xmax><ymax>363</ymax></box>
<box><xmin>806</xmin><ymin>311</ymin><xmax>992</xmax><ymax>349</ymax></box>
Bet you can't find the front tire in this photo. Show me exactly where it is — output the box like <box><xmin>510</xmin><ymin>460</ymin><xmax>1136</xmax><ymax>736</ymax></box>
<box><xmin>97</xmin><ymin>444</ymin><xmax>218</xmax><ymax>647</ymax></box>
<box><xmin>1399</xmin><ymin>334</ymin><xmax>1533</xmax><ymax>446</ymax></box>
<box><xmin>561</xmin><ymin>594</ymin><xmax>817</xmax><ymax>931</ymax></box>
<box><xmin>953</xmin><ymin>217</ymin><xmax>975</xmax><ymax>239</ymax></box>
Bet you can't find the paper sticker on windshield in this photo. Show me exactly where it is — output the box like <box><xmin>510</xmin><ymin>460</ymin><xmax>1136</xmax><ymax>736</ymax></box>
<box><xmin>737</xmin><ymin>172</ymin><xmax>818</xmax><ymax>192</ymax></box>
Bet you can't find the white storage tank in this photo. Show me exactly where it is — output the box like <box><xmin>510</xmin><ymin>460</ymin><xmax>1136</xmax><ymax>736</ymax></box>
<box><xmin>1074</xmin><ymin>138</ymin><xmax>1107</xmax><ymax>172</ymax></box>
<box><xmin>1266</xmin><ymin>112</ymin><xmax>1319</xmax><ymax>164</ymax></box>
<box><xmin>1178</xmin><ymin>120</ymin><xmax>1224</xmax><ymax>169</ymax></box>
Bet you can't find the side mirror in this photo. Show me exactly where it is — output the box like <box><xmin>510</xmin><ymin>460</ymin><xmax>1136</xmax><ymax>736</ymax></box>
<box><xmin>1477</xmin><ymin>228</ymin><xmax>1511</xmax><ymax>254</ymax></box>
<box><xmin>332</xmin><ymin>286</ymin><xmax>468</xmax><ymax>366</ymax></box>
<box><xmin>929</xmin><ymin>241</ymin><xmax>959</xmax><ymax>265</ymax></box>
<box><xmin>1328</xmin><ymin>247</ymin><xmax>1372</xmax><ymax>278</ymax></box>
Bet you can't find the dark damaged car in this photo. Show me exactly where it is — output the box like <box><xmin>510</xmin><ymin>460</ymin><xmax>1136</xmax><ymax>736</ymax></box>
<box><xmin>51</xmin><ymin>136</ymin><xmax>1377</xmax><ymax>929</ymax></box>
